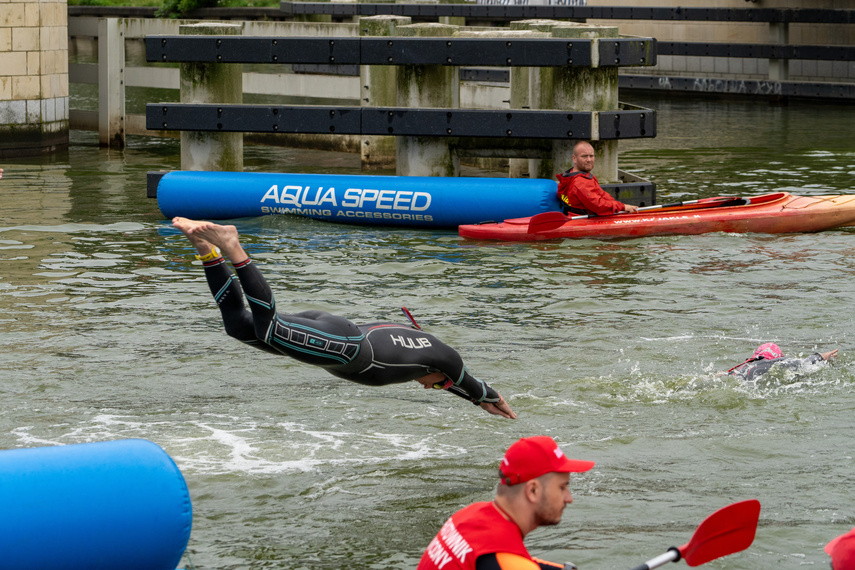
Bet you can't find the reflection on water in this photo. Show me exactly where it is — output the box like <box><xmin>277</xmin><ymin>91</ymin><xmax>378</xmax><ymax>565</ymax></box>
<box><xmin>1</xmin><ymin>97</ymin><xmax>855</xmax><ymax>570</ymax></box>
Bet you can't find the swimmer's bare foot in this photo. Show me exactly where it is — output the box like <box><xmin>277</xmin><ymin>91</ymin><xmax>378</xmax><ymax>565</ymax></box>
<box><xmin>172</xmin><ymin>217</ymin><xmax>247</xmax><ymax>262</ymax></box>
<box><xmin>173</xmin><ymin>217</ymin><xmax>216</xmax><ymax>256</ymax></box>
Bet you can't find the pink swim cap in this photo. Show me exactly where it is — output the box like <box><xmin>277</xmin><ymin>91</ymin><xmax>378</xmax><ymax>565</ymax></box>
<box><xmin>752</xmin><ymin>342</ymin><xmax>783</xmax><ymax>360</ymax></box>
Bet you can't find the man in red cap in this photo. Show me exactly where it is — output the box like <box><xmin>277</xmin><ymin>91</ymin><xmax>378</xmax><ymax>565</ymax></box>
<box><xmin>826</xmin><ymin>528</ymin><xmax>855</xmax><ymax>569</ymax></box>
<box><xmin>418</xmin><ymin>436</ymin><xmax>594</xmax><ymax>570</ymax></box>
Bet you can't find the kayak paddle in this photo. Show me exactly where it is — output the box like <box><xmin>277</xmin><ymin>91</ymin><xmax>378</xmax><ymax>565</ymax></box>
<box><xmin>527</xmin><ymin>196</ymin><xmax>748</xmax><ymax>233</ymax></box>
<box><xmin>630</xmin><ymin>499</ymin><xmax>761</xmax><ymax>570</ymax></box>
<box><xmin>576</xmin><ymin>196</ymin><xmax>747</xmax><ymax>220</ymax></box>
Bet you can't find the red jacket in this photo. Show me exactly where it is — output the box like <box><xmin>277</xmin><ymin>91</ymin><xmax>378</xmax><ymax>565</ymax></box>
<box><xmin>556</xmin><ymin>170</ymin><xmax>625</xmax><ymax>216</ymax></box>
<box><xmin>417</xmin><ymin>502</ymin><xmax>532</xmax><ymax>570</ymax></box>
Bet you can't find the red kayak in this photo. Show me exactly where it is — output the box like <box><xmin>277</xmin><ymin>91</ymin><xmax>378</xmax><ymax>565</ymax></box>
<box><xmin>458</xmin><ymin>193</ymin><xmax>855</xmax><ymax>241</ymax></box>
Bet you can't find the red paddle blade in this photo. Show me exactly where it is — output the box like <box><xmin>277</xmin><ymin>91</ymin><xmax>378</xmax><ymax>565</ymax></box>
<box><xmin>527</xmin><ymin>211</ymin><xmax>568</xmax><ymax>233</ymax></box>
<box><xmin>678</xmin><ymin>500</ymin><xmax>761</xmax><ymax>567</ymax></box>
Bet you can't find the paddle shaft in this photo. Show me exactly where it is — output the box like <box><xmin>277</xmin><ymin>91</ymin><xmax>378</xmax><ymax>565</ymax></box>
<box><xmin>630</xmin><ymin>548</ymin><xmax>680</xmax><ymax>570</ymax></box>
<box><xmin>569</xmin><ymin>197</ymin><xmax>739</xmax><ymax>221</ymax></box>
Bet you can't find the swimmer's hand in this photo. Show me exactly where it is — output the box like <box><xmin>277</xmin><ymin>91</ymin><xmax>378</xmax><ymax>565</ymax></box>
<box><xmin>821</xmin><ymin>349</ymin><xmax>839</xmax><ymax>361</ymax></box>
<box><xmin>480</xmin><ymin>395</ymin><xmax>517</xmax><ymax>419</ymax></box>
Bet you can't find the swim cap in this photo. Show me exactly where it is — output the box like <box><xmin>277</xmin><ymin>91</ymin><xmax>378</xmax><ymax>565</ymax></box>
<box><xmin>826</xmin><ymin>527</ymin><xmax>855</xmax><ymax>570</ymax></box>
<box><xmin>752</xmin><ymin>342</ymin><xmax>783</xmax><ymax>361</ymax></box>
<box><xmin>499</xmin><ymin>436</ymin><xmax>594</xmax><ymax>485</ymax></box>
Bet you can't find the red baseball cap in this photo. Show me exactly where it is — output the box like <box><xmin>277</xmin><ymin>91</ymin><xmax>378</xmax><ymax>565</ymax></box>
<box><xmin>826</xmin><ymin>528</ymin><xmax>855</xmax><ymax>569</ymax></box>
<box><xmin>499</xmin><ymin>436</ymin><xmax>594</xmax><ymax>486</ymax></box>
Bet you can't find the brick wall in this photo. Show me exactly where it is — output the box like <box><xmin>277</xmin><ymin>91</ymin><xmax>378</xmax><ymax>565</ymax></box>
<box><xmin>1</xmin><ymin>0</ymin><xmax>69</xmax><ymax>157</ymax></box>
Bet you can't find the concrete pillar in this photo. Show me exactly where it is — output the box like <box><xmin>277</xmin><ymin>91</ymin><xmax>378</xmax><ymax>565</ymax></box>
<box><xmin>508</xmin><ymin>21</ymin><xmax>555</xmax><ymax>179</ymax></box>
<box><xmin>395</xmin><ymin>23</ymin><xmax>459</xmax><ymax>177</ymax></box>
<box><xmin>179</xmin><ymin>22</ymin><xmax>243</xmax><ymax>172</ymax></box>
<box><xmin>0</xmin><ymin>0</ymin><xmax>69</xmax><ymax>158</ymax></box>
<box><xmin>768</xmin><ymin>22</ymin><xmax>789</xmax><ymax>81</ymax></box>
<box><xmin>359</xmin><ymin>15</ymin><xmax>411</xmax><ymax>170</ymax></box>
<box><xmin>550</xmin><ymin>22</ymin><xmax>620</xmax><ymax>183</ymax></box>
<box><xmin>98</xmin><ymin>18</ymin><xmax>125</xmax><ymax>149</ymax></box>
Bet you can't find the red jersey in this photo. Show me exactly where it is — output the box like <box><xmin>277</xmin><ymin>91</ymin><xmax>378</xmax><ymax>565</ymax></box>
<box><xmin>418</xmin><ymin>502</ymin><xmax>532</xmax><ymax>570</ymax></box>
<box><xmin>556</xmin><ymin>170</ymin><xmax>625</xmax><ymax>216</ymax></box>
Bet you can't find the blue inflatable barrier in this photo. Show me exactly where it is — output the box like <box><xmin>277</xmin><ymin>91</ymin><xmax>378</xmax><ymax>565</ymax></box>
<box><xmin>154</xmin><ymin>171</ymin><xmax>561</xmax><ymax>227</ymax></box>
<box><xmin>0</xmin><ymin>439</ymin><xmax>192</xmax><ymax>570</ymax></box>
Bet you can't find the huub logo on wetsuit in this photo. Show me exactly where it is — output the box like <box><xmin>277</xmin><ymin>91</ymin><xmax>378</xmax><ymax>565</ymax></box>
<box><xmin>391</xmin><ymin>334</ymin><xmax>432</xmax><ymax>349</ymax></box>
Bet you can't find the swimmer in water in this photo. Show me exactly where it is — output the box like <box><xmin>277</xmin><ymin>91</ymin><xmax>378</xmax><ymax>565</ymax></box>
<box><xmin>172</xmin><ymin>217</ymin><xmax>516</xmax><ymax>419</ymax></box>
<box><xmin>727</xmin><ymin>342</ymin><xmax>838</xmax><ymax>383</ymax></box>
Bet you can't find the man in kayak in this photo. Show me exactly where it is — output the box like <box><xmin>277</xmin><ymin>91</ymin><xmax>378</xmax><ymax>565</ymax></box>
<box><xmin>418</xmin><ymin>435</ymin><xmax>593</xmax><ymax>570</ymax></box>
<box><xmin>826</xmin><ymin>527</ymin><xmax>855</xmax><ymax>569</ymax></box>
<box><xmin>556</xmin><ymin>141</ymin><xmax>639</xmax><ymax>216</ymax></box>
<box><xmin>727</xmin><ymin>342</ymin><xmax>838</xmax><ymax>382</ymax></box>
<box><xmin>172</xmin><ymin>217</ymin><xmax>516</xmax><ymax>419</ymax></box>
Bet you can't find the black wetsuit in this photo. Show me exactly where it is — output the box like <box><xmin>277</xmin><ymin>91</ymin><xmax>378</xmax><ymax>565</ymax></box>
<box><xmin>729</xmin><ymin>354</ymin><xmax>826</xmax><ymax>383</ymax></box>
<box><xmin>201</xmin><ymin>256</ymin><xmax>500</xmax><ymax>405</ymax></box>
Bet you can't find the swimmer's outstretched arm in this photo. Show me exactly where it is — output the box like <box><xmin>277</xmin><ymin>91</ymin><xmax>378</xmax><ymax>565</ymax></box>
<box><xmin>479</xmin><ymin>396</ymin><xmax>516</xmax><ymax>419</ymax></box>
<box><xmin>820</xmin><ymin>349</ymin><xmax>838</xmax><ymax>361</ymax></box>
<box><xmin>417</xmin><ymin>373</ymin><xmax>516</xmax><ymax>419</ymax></box>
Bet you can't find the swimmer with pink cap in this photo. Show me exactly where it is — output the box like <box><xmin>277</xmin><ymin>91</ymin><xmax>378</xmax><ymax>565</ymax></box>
<box><xmin>728</xmin><ymin>342</ymin><xmax>838</xmax><ymax>382</ymax></box>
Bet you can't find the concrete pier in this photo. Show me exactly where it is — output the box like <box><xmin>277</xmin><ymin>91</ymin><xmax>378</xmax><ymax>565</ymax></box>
<box><xmin>98</xmin><ymin>18</ymin><xmax>125</xmax><ymax>149</ymax></box>
<box><xmin>551</xmin><ymin>22</ymin><xmax>620</xmax><ymax>182</ymax></box>
<box><xmin>395</xmin><ymin>22</ymin><xmax>460</xmax><ymax>177</ymax></box>
<box><xmin>359</xmin><ymin>15</ymin><xmax>411</xmax><ymax>170</ymax></box>
<box><xmin>0</xmin><ymin>0</ymin><xmax>69</xmax><ymax>158</ymax></box>
<box><xmin>507</xmin><ymin>20</ymin><xmax>621</xmax><ymax>183</ymax></box>
<box><xmin>506</xmin><ymin>22</ymin><xmax>555</xmax><ymax>180</ymax></box>
<box><xmin>178</xmin><ymin>22</ymin><xmax>243</xmax><ymax>171</ymax></box>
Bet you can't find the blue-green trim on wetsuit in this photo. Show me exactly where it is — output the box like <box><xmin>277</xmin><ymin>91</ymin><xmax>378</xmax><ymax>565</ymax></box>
<box><xmin>200</xmin><ymin>256</ymin><xmax>500</xmax><ymax>405</ymax></box>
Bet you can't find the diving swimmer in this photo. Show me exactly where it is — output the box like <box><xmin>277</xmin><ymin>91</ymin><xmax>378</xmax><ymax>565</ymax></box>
<box><xmin>172</xmin><ymin>217</ymin><xmax>516</xmax><ymax>419</ymax></box>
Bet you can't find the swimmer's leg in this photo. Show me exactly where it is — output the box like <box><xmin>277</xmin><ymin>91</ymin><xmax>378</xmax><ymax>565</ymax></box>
<box><xmin>174</xmin><ymin>218</ymin><xmax>278</xmax><ymax>344</ymax></box>
<box><xmin>200</xmin><ymin>257</ymin><xmax>258</xmax><ymax>344</ymax></box>
<box><xmin>231</xmin><ymin>259</ymin><xmax>278</xmax><ymax>343</ymax></box>
<box><xmin>173</xmin><ymin>217</ymin><xmax>262</xmax><ymax>346</ymax></box>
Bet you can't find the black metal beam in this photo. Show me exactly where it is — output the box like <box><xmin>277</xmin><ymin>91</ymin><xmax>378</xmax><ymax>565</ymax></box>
<box><xmin>459</xmin><ymin>68</ymin><xmax>509</xmax><ymax>83</ymax></box>
<box><xmin>619</xmin><ymin>75</ymin><xmax>855</xmax><ymax>101</ymax></box>
<box><xmin>144</xmin><ymin>36</ymin><xmax>656</xmax><ymax>67</ymax></box>
<box><xmin>598</xmin><ymin>108</ymin><xmax>654</xmax><ymax>139</ymax></box>
<box><xmin>280</xmin><ymin>2</ymin><xmax>855</xmax><ymax>24</ymax></box>
<box><xmin>145</xmin><ymin>103</ymin><xmax>658</xmax><ymax>139</ymax></box>
<box><xmin>146</xmin><ymin>37</ymin><xmax>361</xmax><ymax>64</ymax></box>
<box><xmin>658</xmin><ymin>42</ymin><xmax>855</xmax><ymax>61</ymax></box>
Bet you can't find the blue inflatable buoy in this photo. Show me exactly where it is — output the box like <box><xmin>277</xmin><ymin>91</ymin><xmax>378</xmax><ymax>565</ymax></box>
<box><xmin>0</xmin><ymin>439</ymin><xmax>192</xmax><ymax>570</ymax></box>
<box><xmin>153</xmin><ymin>171</ymin><xmax>561</xmax><ymax>227</ymax></box>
